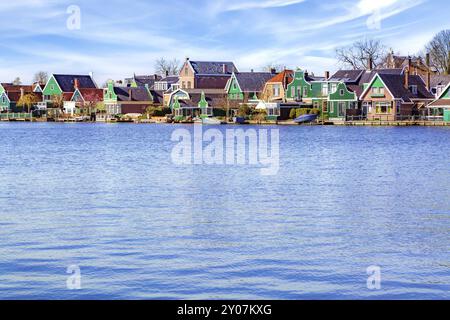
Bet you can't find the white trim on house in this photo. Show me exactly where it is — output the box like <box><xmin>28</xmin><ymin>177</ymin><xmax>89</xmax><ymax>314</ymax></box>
<box><xmin>359</xmin><ymin>73</ymin><xmax>397</xmax><ymax>101</ymax></box>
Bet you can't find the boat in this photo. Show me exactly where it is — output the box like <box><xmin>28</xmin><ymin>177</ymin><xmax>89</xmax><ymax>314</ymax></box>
<box><xmin>202</xmin><ymin>117</ymin><xmax>222</xmax><ymax>125</ymax></box>
<box><xmin>233</xmin><ymin>117</ymin><xmax>248</xmax><ymax>124</ymax></box>
<box><xmin>294</xmin><ymin>114</ymin><xmax>318</xmax><ymax>124</ymax></box>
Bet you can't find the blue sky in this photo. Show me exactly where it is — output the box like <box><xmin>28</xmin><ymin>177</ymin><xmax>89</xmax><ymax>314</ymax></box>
<box><xmin>0</xmin><ymin>0</ymin><xmax>448</xmax><ymax>84</ymax></box>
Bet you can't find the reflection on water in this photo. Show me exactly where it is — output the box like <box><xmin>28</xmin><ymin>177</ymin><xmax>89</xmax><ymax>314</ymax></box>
<box><xmin>0</xmin><ymin>123</ymin><xmax>449</xmax><ymax>299</ymax></box>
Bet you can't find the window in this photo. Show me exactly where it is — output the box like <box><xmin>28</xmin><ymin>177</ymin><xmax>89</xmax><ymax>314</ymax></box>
<box><xmin>329</xmin><ymin>102</ymin><xmax>334</xmax><ymax>114</ymax></box>
<box><xmin>303</xmin><ymin>87</ymin><xmax>308</xmax><ymax>97</ymax></box>
<box><xmin>50</xmin><ymin>85</ymin><xmax>55</xmax><ymax>91</ymax></box>
<box><xmin>340</xmin><ymin>89</ymin><xmax>345</xmax><ymax>96</ymax></box>
<box><xmin>187</xmin><ymin>81</ymin><xmax>191</xmax><ymax>89</ymax></box>
<box><xmin>184</xmin><ymin>67</ymin><xmax>188</xmax><ymax>76</ymax></box>
<box><xmin>322</xmin><ymin>84</ymin><xmax>328</xmax><ymax>96</ymax></box>
<box><xmin>409</xmin><ymin>85</ymin><xmax>418</xmax><ymax>95</ymax></box>
<box><xmin>338</xmin><ymin>102</ymin><xmax>346</xmax><ymax>116</ymax></box>
<box><xmin>331</xmin><ymin>83</ymin><xmax>337</xmax><ymax>94</ymax></box>
<box><xmin>291</xmin><ymin>87</ymin><xmax>295</xmax><ymax>97</ymax></box>
<box><xmin>273</xmin><ymin>85</ymin><xmax>280</xmax><ymax>97</ymax></box>
<box><xmin>182</xmin><ymin>81</ymin><xmax>185</xmax><ymax>88</ymax></box>
<box><xmin>375</xmin><ymin>102</ymin><xmax>391</xmax><ymax>114</ymax></box>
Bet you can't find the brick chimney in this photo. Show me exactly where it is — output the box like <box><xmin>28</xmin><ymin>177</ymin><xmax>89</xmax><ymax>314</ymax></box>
<box><xmin>74</xmin><ymin>78</ymin><xmax>79</xmax><ymax>90</ymax></box>
<box><xmin>404</xmin><ymin>67</ymin><xmax>409</xmax><ymax>90</ymax></box>
<box><xmin>165</xmin><ymin>70</ymin><xmax>169</xmax><ymax>77</ymax></box>
<box><xmin>128</xmin><ymin>89</ymin><xmax>132</xmax><ymax>101</ymax></box>
<box><xmin>223</xmin><ymin>64</ymin><xmax>227</xmax><ymax>74</ymax></box>
<box><xmin>368</xmin><ymin>57</ymin><xmax>373</xmax><ymax>71</ymax></box>
<box><xmin>426</xmin><ymin>53</ymin><xmax>431</xmax><ymax>91</ymax></box>
<box><xmin>325</xmin><ymin>71</ymin><xmax>330</xmax><ymax>79</ymax></box>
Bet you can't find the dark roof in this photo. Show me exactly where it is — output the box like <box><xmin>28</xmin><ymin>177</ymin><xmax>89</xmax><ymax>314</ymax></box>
<box><xmin>235</xmin><ymin>72</ymin><xmax>274</xmax><ymax>92</ymax></box>
<box><xmin>53</xmin><ymin>74</ymin><xmax>97</xmax><ymax>92</ymax></box>
<box><xmin>329</xmin><ymin>70</ymin><xmax>364</xmax><ymax>83</ymax></box>
<box><xmin>159</xmin><ymin>76</ymin><xmax>179</xmax><ymax>84</ymax></box>
<box><xmin>178</xmin><ymin>93</ymin><xmax>226</xmax><ymax>109</ymax></box>
<box><xmin>149</xmin><ymin>90</ymin><xmax>164</xmax><ymax>105</ymax></box>
<box><xmin>430</xmin><ymin>75</ymin><xmax>450</xmax><ymax>88</ymax></box>
<box><xmin>114</xmin><ymin>87</ymin><xmax>152</xmax><ymax>102</ymax></box>
<box><xmin>189</xmin><ymin>61</ymin><xmax>237</xmax><ymax>75</ymax></box>
<box><xmin>5</xmin><ymin>91</ymin><xmax>42</xmax><ymax>102</ymax></box>
<box><xmin>196</xmin><ymin>75</ymin><xmax>231</xmax><ymax>89</ymax></box>
<box><xmin>374</xmin><ymin>74</ymin><xmax>434</xmax><ymax>102</ymax></box>
<box><xmin>134</xmin><ymin>75</ymin><xmax>162</xmax><ymax>87</ymax></box>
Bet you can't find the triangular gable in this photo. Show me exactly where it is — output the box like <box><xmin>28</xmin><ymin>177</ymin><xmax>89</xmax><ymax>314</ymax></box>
<box><xmin>0</xmin><ymin>92</ymin><xmax>10</xmax><ymax>103</ymax></box>
<box><xmin>225</xmin><ymin>72</ymin><xmax>242</xmax><ymax>93</ymax></box>
<box><xmin>359</xmin><ymin>73</ymin><xmax>396</xmax><ymax>100</ymax></box>
<box><xmin>198</xmin><ymin>91</ymin><xmax>208</xmax><ymax>108</ymax></box>
<box><xmin>42</xmin><ymin>74</ymin><xmax>64</xmax><ymax>94</ymax></box>
<box><xmin>71</xmin><ymin>89</ymin><xmax>85</xmax><ymax>102</ymax></box>
<box><xmin>169</xmin><ymin>89</ymin><xmax>190</xmax><ymax>107</ymax></box>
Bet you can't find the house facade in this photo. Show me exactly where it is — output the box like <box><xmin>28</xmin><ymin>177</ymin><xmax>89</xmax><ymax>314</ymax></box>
<box><xmin>178</xmin><ymin>59</ymin><xmax>237</xmax><ymax>90</ymax></box>
<box><xmin>261</xmin><ymin>69</ymin><xmax>294</xmax><ymax>103</ymax></box>
<box><xmin>168</xmin><ymin>88</ymin><xmax>225</xmax><ymax>120</ymax></box>
<box><xmin>359</xmin><ymin>71</ymin><xmax>434</xmax><ymax>121</ymax></box>
<box><xmin>427</xmin><ymin>82</ymin><xmax>450</xmax><ymax>121</ymax></box>
<box><xmin>225</xmin><ymin>71</ymin><xmax>275</xmax><ymax>105</ymax></box>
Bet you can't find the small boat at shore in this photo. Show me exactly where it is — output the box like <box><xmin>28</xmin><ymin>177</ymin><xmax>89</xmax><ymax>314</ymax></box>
<box><xmin>294</xmin><ymin>114</ymin><xmax>318</xmax><ymax>124</ymax></box>
<box><xmin>202</xmin><ymin>117</ymin><xmax>222</xmax><ymax>125</ymax></box>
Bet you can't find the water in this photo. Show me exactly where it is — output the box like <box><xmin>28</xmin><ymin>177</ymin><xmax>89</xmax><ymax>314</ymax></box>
<box><xmin>0</xmin><ymin>122</ymin><xmax>449</xmax><ymax>300</ymax></box>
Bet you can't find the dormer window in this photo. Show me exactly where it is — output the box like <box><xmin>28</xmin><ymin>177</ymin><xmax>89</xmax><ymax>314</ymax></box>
<box><xmin>409</xmin><ymin>85</ymin><xmax>418</xmax><ymax>95</ymax></box>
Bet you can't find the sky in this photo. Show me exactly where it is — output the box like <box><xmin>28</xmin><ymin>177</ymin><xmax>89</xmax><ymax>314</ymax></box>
<box><xmin>0</xmin><ymin>0</ymin><xmax>448</xmax><ymax>84</ymax></box>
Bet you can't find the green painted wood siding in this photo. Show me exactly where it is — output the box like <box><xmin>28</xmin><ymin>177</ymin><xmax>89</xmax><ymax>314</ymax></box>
<box><xmin>103</xmin><ymin>82</ymin><xmax>117</xmax><ymax>103</ymax></box>
<box><xmin>42</xmin><ymin>76</ymin><xmax>63</xmax><ymax>96</ymax></box>
<box><xmin>227</xmin><ymin>77</ymin><xmax>244</xmax><ymax>100</ymax></box>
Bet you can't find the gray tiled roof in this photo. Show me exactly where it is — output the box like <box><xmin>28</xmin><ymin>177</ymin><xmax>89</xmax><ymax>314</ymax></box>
<box><xmin>114</xmin><ymin>86</ymin><xmax>153</xmax><ymax>102</ymax></box>
<box><xmin>377</xmin><ymin>74</ymin><xmax>434</xmax><ymax>102</ymax></box>
<box><xmin>235</xmin><ymin>72</ymin><xmax>274</xmax><ymax>92</ymax></box>
<box><xmin>53</xmin><ymin>74</ymin><xmax>96</xmax><ymax>92</ymax></box>
<box><xmin>190</xmin><ymin>61</ymin><xmax>237</xmax><ymax>75</ymax></box>
<box><xmin>430</xmin><ymin>75</ymin><xmax>450</xmax><ymax>88</ymax></box>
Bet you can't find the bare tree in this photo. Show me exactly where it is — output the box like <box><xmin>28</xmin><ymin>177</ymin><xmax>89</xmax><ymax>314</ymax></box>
<box><xmin>12</xmin><ymin>77</ymin><xmax>22</xmax><ymax>85</ymax></box>
<box><xmin>263</xmin><ymin>63</ymin><xmax>285</xmax><ymax>73</ymax></box>
<box><xmin>336</xmin><ymin>39</ymin><xmax>388</xmax><ymax>70</ymax></box>
<box><xmin>155</xmin><ymin>58</ymin><xmax>181</xmax><ymax>76</ymax></box>
<box><xmin>33</xmin><ymin>71</ymin><xmax>48</xmax><ymax>84</ymax></box>
<box><xmin>426</xmin><ymin>29</ymin><xmax>450</xmax><ymax>74</ymax></box>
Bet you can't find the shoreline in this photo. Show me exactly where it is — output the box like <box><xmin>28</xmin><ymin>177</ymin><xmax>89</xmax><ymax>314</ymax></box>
<box><xmin>1</xmin><ymin>119</ymin><xmax>449</xmax><ymax>127</ymax></box>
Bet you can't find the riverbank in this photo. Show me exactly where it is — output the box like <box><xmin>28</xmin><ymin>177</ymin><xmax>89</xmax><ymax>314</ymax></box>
<box><xmin>1</xmin><ymin>117</ymin><xmax>449</xmax><ymax>126</ymax></box>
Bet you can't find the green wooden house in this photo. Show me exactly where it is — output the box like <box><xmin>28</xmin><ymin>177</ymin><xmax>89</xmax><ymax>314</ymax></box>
<box><xmin>327</xmin><ymin>82</ymin><xmax>358</xmax><ymax>120</ymax></box>
<box><xmin>427</xmin><ymin>82</ymin><xmax>450</xmax><ymax>121</ymax></box>
<box><xmin>225</xmin><ymin>71</ymin><xmax>275</xmax><ymax>103</ymax></box>
<box><xmin>285</xmin><ymin>69</ymin><xmax>330</xmax><ymax>110</ymax></box>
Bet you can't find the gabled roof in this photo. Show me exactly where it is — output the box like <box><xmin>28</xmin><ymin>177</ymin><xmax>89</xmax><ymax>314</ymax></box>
<box><xmin>234</xmin><ymin>72</ymin><xmax>275</xmax><ymax>92</ymax></box>
<box><xmin>328</xmin><ymin>70</ymin><xmax>364</xmax><ymax>84</ymax></box>
<box><xmin>114</xmin><ymin>86</ymin><xmax>152</xmax><ymax>102</ymax></box>
<box><xmin>133</xmin><ymin>75</ymin><xmax>162</xmax><ymax>87</ymax></box>
<box><xmin>75</xmin><ymin>88</ymin><xmax>104</xmax><ymax>102</ymax></box>
<box><xmin>158</xmin><ymin>76</ymin><xmax>179</xmax><ymax>84</ymax></box>
<box><xmin>176</xmin><ymin>93</ymin><xmax>226</xmax><ymax>109</ymax></box>
<box><xmin>1</xmin><ymin>83</ymin><xmax>33</xmax><ymax>92</ymax></box>
<box><xmin>266</xmin><ymin>70</ymin><xmax>294</xmax><ymax>84</ymax></box>
<box><xmin>53</xmin><ymin>74</ymin><xmax>97</xmax><ymax>92</ymax></box>
<box><xmin>361</xmin><ymin>73</ymin><xmax>434</xmax><ymax>102</ymax></box>
<box><xmin>196</xmin><ymin>75</ymin><xmax>231</xmax><ymax>89</ymax></box>
<box><xmin>430</xmin><ymin>75</ymin><xmax>450</xmax><ymax>89</ymax></box>
<box><xmin>189</xmin><ymin>61</ymin><xmax>237</xmax><ymax>75</ymax></box>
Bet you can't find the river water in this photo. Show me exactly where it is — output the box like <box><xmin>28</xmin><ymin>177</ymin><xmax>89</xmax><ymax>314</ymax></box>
<box><xmin>0</xmin><ymin>123</ymin><xmax>449</xmax><ymax>299</ymax></box>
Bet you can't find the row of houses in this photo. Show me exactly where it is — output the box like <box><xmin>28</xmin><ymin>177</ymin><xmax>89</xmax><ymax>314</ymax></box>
<box><xmin>1</xmin><ymin>55</ymin><xmax>450</xmax><ymax>122</ymax></box>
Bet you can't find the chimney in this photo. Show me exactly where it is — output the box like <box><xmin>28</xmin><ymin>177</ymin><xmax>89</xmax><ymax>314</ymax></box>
<box><xmin>251</xmin><ymin>69</ymin><xmax>254</xmax><ymax>73</ymax></box>
<box><xmin>165</xmin><ymin>70</ymin><xmax>169</xmax><ymax>77</ymax></box>
<box><xmin>304</xmin><ymin>70</ymin><xmax>309</xmax><ymax>79</ymax></box>
<box><xmin>223</xmin><ymin>64</ymin><xmax>227</xmax><ymax>74</ymax></box>
<box><xmin>74</xmin><ymin>78</ymin><xmax>79</xmax><ymax>90</ymax></box>
<box><xmin>186</xmin><ymin>57</ymin><xmax>190</xmax><ymax>62</ymax></box>
<box><xmin>128</xmin><ymin>89</ymin><xmax>132</xmax><ymax>101</ymax></box>
<box><xmin>154</xmin><ymin>74</ymin><xmax>158</xmax><ymax>80</ymax></box>
<box><xmin>368</xmin><ymin>57</ymin><xmax>373</xmax><ymax>71</ymax></box>
<box><xmin>404</xmin><ymin>67</ymin><xmax>409</xmax><ymax>90</ymax></box>
<box><xmin>325</xmin><ymin>71</ymin><xmax>330</xmax><ymax>79</ymax></box>
<box><xmin>426</xmin><ymin>53</ymin><xmax>431</xmax><ymax>91</ymax></box>
<box><xmin>270</xmin><ymin>68</ymin><xmax>277</xmax><ymax>74</ymax></box>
